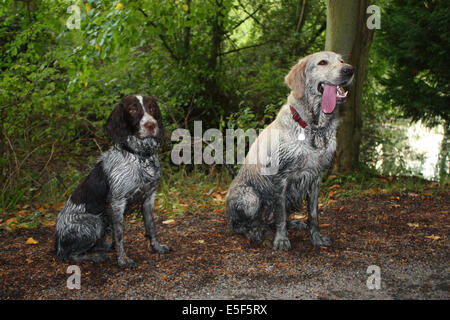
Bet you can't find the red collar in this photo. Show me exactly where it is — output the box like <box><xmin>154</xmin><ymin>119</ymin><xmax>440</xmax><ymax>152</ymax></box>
<box><xmin>289</xmin><ymin>105</ymin><xmax>307</xmax><ymax>128</ymax></box>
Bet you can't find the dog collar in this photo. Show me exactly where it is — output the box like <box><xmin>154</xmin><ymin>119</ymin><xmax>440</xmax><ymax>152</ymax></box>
<box><xmin>117</xmin><ymin>143</ymin><xmax>154</xmax><ymax>158</ymax></box>
<box><xmin>289</xmin><ymin>105</ymin><xmax>307</xmax><ymax>128</ymax></box>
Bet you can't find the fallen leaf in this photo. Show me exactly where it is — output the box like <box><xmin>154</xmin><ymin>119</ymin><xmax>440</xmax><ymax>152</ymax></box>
<box><xmin>6</xmin><ymin>217</ymin><xmax>18</xmax><ymax>226</ymax></box>
<box><xmin>18</xmin><ymin>210</ymin><xmax>27</xmax><ymax>217</ymax></box>
<box><xmin>291</xmin><ymin>214</ymin><xmax>306</xmax><ymax>220</ymax></box>
<box><xmin>26</xmin><ymin>258</ymin><xmax>33</xmax><ymax>264</ymax></box>
<box><xmin>425</xmin><ymin>235</ymin><xmax>441</xmax><ymax>241</ymax></box>
<box><xmin>25</xmin><ymin>237</ymin><xmax>38</xmax><ymax>245</ymax></box>
<box><xmin>319</xmin><ymin>224</ymin><xmax>330</xmax><ymax>228</ymax></box>
<box><xmin>407</xmin><ymin>223</ymin><xmax>419</xmax><ymax>228</ymax></box>
<box><xmin>213</xmin><ymin>193</ymin><xmax>223</xmax><ymax>201</ymax></box>
<box><xmin>45</xmin><ymin>220</ymin><xmax>56</xmax><ymax>227</ymax></box>
<box><xmin>371</xmin><ymin>187</ymin><xmax>381</xmax><ymax>194</ymax></box>
<box><xmin>193</xmin><ymin>239</ymin><xmax>205</xmax><ymax>244</ymax></box>
<box><xmin>162</xmin><ymin>219</ymin><xmax>175</xmax><ymax>225</ymax></box>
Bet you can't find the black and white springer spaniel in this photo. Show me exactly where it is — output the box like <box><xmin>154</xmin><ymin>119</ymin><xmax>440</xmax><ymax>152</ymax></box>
<box><xmin>55</xmin><ymin>95</ymin><xmax>170</xmax><ymax>268</ymax></box>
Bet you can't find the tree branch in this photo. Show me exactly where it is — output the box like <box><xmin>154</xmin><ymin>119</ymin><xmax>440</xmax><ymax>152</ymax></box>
<box><xmin>231</xmin><ymin>2</ymin><xmax>264</xmax><ymax>31</ymax></box>
<box><xmin>303</xmin><ymin>22</ymin><xmax>326</xmax><ymax>50</ymax></box>
<box><xmin>219</xmin><ymin>40</ymin><xmax>275</xmax><ymax>56</ymax></box>
<box><xmin>137</xmin><ymin>8</ymin><xmax>179</xmax><ymax>61</ymax></box>
<box><xmin>295</xmin><ymin>0</ymin><xmax>307</xmax><ymax>34</ymax></box>
<box><xmin>237</xmin><ymin>0</ymin><xmax>263</xmax><ymax>27</ymax></box>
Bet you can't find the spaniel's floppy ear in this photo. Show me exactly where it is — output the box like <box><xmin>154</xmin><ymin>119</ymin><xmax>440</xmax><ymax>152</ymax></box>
<box><xmin>105</xmin><ymin>103</ymin><xmax>130</xmax><ymax>145</ymax></box>
<box><xmin>149</xmin><ymin>98</ymin><xmax>165</xmax><ymax>143</ymax></box>
<box><xmin>285</xmin><ymin>55</ymin><xmax>310</xmax><ymax>99</ymax></box>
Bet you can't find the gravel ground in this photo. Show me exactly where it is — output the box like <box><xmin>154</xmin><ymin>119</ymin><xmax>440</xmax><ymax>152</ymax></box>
<box><xmin>0</xmin><ymin>192</ymin><xmax>448</xmax><ymax>300</ymax></box>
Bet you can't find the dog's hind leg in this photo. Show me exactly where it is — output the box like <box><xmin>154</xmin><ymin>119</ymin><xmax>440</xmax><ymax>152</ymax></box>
<box><xmin>70</xmin><ymin>252</ymin><xmax>109</xmax><ymax>263</ymax></box>
<box><xmin>56</xmin><ymin>214</ymin><xmax>109</xmax><ymax>262</ymax></box>
<box><xmin>306</xmin><ymin>179</ymin><xmax>331</xmax><ymax>246</ymax></box>
<box><xmin>91</xmin><ymin>238</ymin><xmax>114</xmax><ymax>252</ymax></box>
<box><xmin>91</xmin><ymin>215</ymin><xmax>115</xmax><ymax>252</ymax></box>
<box><xmin>288</xmin><ymin>220</ymin><xmax>307</xmax><ymax>231</ymax></box>
<box><xmin>227</xmin><ymin>186</ymin><xmax>265</xmax><ymax>241</ymax></box>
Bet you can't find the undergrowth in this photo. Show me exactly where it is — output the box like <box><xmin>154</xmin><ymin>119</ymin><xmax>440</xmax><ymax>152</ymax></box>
<box><xmin>1</xmin><ymin>161</ymin><xmax>447</xmax><ymax>233</ymax></box>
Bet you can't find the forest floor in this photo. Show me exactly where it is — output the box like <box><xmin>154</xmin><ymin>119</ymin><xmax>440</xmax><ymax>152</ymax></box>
<box><xmin>1</xmin><ymin>183</ymin><xmax>448</xmax><ymax>300</ymax></box>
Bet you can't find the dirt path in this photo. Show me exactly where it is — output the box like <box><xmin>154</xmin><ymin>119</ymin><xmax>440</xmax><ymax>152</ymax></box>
<box><xmin>1</xmin><ymin>192</ymin><xmax>448</xmax><ymax>300</ymax></box>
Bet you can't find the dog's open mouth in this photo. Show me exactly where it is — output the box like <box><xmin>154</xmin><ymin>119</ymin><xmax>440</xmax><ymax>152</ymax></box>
<box><xmin>317</xmin><ymin>82</ymin><xmax>348</xmax><ymax>114</ymax></box>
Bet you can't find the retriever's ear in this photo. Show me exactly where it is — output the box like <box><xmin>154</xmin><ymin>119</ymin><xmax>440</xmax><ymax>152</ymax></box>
<box><xmin>285</xmin><ymin>56</ymin><xmax>310</xmax><ymax>99</ymax></box>
<box><xmin>104</xmin><ymin>103</ymin><xmax>130</xmax><ymax>145</ymax></box>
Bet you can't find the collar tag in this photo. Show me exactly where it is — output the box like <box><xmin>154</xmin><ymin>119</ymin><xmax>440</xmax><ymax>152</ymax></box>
<box><xmin>298</xmin><ymin>128</ymin><xmax>306</xmax><ymax>141</ymax></box>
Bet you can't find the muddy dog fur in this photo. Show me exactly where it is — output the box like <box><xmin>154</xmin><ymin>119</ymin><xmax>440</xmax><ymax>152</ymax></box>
<box><xmin>226</xmin><ymin>52</ymin><xmax>354</xmax><ymax>251</ymax></box>
<box><xmin>55</xmin><ymin>95</ymin><xmax>170</xmax><ymax>267</ymax></box>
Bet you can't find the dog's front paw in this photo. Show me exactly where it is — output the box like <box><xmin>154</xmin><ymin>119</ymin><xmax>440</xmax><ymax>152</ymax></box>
<box><xmin>152</xmin><ymin>243</ymin><xmax>170</xmax><ymax>254</ymax></box>
<box><xmin>273</xmin><ymin>236</ymin><xmax>291</xmax><ymax>251</ymax></box>
<box><xmin>310</xmin><ymin>231</ymin><xmax>332</xmax><ymax>247</ymax></box>
<box><xmin>118</xmin><ymin>256</ymin><xmax>136</xmax><ymax>268</ymax></box>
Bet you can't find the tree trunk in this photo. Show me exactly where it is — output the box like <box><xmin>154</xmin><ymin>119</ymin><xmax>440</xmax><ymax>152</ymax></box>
<box><xmin>206</xmin><ymin>1</ymin><xmax>225</xmax><ymax>107</ymax></box>
<box><xmin>437</xmin><ymin>121</ymin><xmax>449</xmax><ymax>181</ymax></box>
<box><xmin>325</xmin><ymin>0</ymin><xmax>374</xmax><ymax>173</ymax></box>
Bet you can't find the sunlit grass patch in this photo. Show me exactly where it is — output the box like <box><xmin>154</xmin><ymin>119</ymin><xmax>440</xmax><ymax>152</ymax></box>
<box><xmin>320</xmin><ymin>168</ymin><xmax>448</xmax><ymax>204</ymax></box>
<box><xmin>155</xmin><ymin>166</ymin><xmax>231</xmax><ymax>218</ymax></box>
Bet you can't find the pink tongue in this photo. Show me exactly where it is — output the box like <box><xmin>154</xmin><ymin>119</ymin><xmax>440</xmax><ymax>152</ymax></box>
<box><xmin>322</xmin><ymin>84</ymin><xmax>337</xmax><ymax>114</ymax></box>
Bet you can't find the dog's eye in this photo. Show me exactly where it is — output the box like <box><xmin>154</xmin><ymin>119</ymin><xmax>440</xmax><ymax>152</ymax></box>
<box><xmin>318</xmin><ymin>60</ymin><xmax>328</xmax><ymax>66</ymax></box>
<box><xmin>129</xmin><ymin>105</ymin><xmax>138</xmax><ymax>113</ymax></box>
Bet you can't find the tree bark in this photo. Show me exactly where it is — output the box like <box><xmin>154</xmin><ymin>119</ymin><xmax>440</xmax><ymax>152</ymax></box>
<box><xmin>325</xmin><ymin>0</ymin><xmax>374</xmax><ymax>173</ymax></box>
<box><xmin>206</xmin><ymin>1</ymin><xmax>225</xmax><ymax>106</ymax></box>
<box><xmin>437</xmin><ymin>121</ymin><xmax>449</xmax><ymax>181</ymax></box>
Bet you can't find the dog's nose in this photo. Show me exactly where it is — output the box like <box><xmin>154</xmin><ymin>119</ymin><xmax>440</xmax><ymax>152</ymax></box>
<box><xmin>144</xmin><ymin>121</ymin><xmax>156</xmax><ymax>133</ymax></box>
<box><xmin>341</xmin><ymin>65</ymin><xmax>354</xmax><ymax>76</ymax></box>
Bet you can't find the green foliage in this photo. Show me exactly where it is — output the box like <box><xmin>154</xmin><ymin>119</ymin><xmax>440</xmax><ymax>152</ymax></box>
<box><xmin>1</xmin><ymin>0</ymin><xmax>446</xmax><ymax>220</ymax></box>
<box><xmin>374</xmin><ymin>0</ymin><xmax>449</xmax><ymax>126</ymax></box>
<box><xmin>360</xmin><ymin>0</ymin><xmax>448</xmax><ymax>180</ymax></box>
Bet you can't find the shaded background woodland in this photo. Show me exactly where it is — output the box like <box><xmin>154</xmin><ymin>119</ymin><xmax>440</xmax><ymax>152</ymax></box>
<box><xmin>0</xmin><ymin>0</ymin><xmax>448</xmax><ymax>217</ymax></box>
